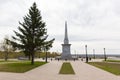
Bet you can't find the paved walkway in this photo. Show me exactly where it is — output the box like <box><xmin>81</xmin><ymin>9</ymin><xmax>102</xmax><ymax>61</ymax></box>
<box><xmin>0</xmin><ymin>60</ymin><xmax>120</xmax><ymax>80</ymax></box>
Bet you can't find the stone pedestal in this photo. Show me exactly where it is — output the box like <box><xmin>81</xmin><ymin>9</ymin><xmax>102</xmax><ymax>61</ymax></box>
<box><xmin>61</xmin><ymin>44</ymin><xmax>72</xmax><ymax>60</ymax></box>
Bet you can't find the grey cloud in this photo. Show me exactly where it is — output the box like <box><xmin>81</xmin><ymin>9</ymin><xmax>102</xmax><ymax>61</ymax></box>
<box><xmin>1</xmin><ymin>0</ymin><xmax>120</xmax><ymax>53</ymax></box>
<box><xmin>50</xmin><ymin>34</ymin><xmax>120</xmax><ymax>42</ymax></box>
<box><xmin>69</xmin><ymin>35</ymin><xmax>120</xmax><ymax>42</ymax></box>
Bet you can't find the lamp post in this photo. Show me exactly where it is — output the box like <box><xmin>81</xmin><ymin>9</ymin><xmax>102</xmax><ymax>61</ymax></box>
<box><xmin>93</xmin><ymin>49</ymin><xmax>95</xmax><ymax>59</ymax></box>
<box><xmin>74</xmin><ymin>50</ymin><xmax>77</xmax><ymax>58</ymax></box>
<box><xmin>85</xmin><ymin>45</ymin><xmax>88</xmax><ymax>63</ymax></box>
<box><xmin>44</xmin><ymin>45</ymin><xmax>47</xmax><ymax>63</ymax></box>
<box><xmin>104</xmin><ymin>48</ymin><xmax>107</xmax><ymax>61</ymax></box>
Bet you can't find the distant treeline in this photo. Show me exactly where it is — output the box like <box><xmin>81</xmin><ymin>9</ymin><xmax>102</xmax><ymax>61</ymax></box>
<box><xmin>0</xmin><ymin>51</ymin><xmax>60</xmax><ymax>59</ymax></box>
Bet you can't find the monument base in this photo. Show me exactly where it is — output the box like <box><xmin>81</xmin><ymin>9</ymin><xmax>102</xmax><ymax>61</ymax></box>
<box><xmin>61</xmin><ymin>54</ymin><xmax>72</xmax><ymax>60</ymax></box>
<box><xmin>55</xmin><ymin>55</ymin><xmax>78</xmax><ymax>60</ymax></box>
<box><xmin>61</xmin><ymin>44</ymin><xmax>73</xmax><ymax>60</ymax></box>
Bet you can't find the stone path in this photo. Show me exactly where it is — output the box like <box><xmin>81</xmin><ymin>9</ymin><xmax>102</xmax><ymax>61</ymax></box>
<box><xmin>71</xmin><ymin>61</ymin><xmax>120</xmax><ymax>80</ymax></box>
<box><xmin>0</xmin><ymin>60</ymin><xmax>120</xmax><ymax>80</ymax></box>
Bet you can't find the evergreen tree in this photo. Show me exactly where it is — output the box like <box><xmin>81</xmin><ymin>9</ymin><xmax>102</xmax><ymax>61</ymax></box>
<box><xmin>9</xmin><ymin>2</ymin><xmax>55</xmax><ymax>64</ymax></box>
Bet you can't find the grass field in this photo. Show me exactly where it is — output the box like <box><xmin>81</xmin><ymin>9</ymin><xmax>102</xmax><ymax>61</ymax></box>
<box><xmin>105</xmin><ymin>59</ymin><xmax>120</xmax><ymax>62</ymax></box>
<box><xmin>88</xmin><ymin>62</ymin><xmax>120</xmax><ymax>75</ymax></box>
<box><xmin>59</xmin><ymin>62</ymin><xmax>75</xmax><ymax>74</ymax></box>
<box><xmin>0</xmin><ymin>61</ymin><xmax>47</xmax><ymax>73</ymax></box>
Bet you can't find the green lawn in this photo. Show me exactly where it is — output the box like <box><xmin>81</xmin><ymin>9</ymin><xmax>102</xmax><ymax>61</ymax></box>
<box><xmin>105</xmin><ymin>59</ymin><xmax>120</xmax><ymax>62</ymax></box>
<box><xmin>88</xmin><ymin>62</ymin><xmax>120</xmax><ymax>75</ymax></box>
<box><xmin>0</xmin><ymin>60</ymin><xmax>20</xmax><ymax>63</ymax></box>
<box><xmin>0</xmin><ymin>61</ymin><xmax>47</xmax><ymax>73</ymax></box>
<box><xmin>59</xmin><ymin>62</ymin><xmax>75</xmax><ymax>74</ymax></box>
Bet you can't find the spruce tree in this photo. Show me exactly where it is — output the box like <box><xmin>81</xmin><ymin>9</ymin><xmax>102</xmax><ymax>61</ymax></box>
<box><xmin>9</xmin><ymin>2</ymin><xmax>55</xmax><ymax>64</ymax></box>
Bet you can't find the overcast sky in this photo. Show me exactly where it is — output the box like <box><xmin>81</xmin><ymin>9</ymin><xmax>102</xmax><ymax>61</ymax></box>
<box><xmin>0</xmin><ymin>0</ymin><xmax>120</xmax><ymax>54</ymax></box>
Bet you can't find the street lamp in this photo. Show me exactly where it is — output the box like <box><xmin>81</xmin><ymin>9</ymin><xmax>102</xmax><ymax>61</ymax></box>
<box><xmin>85</xmin><ymin>45</ymin><xmax>88</xmax><ymax>63</ymax></box>
<box><xmin>44</xmin><ymin>45</ymin><xmax>47</xmax><ymax>63</ymax></box>
<box><xmin>104</xmin><ymin>48</ymin><xmax>107</xmax><ymax>61</ymax></box>
<box><xmin>93</xmin><ymin>49</ymin><xmax>95</xmax><ymax>59</ymax></box>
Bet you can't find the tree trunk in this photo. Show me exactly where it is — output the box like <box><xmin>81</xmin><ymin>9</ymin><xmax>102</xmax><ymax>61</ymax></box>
<box><xmin>45</xmin><ymin>51</ymin><xmax>47</xmax><ymax>63</ymax></box>
<box><xmin>28</xmin><ymin>53</ymin><xmax>31</xmax><ymax>60</ymax></box>
<box><xmin>5</xmin><ymin>52</ymin><xmax>8</xmax><ymax>61</ymax></box>
<box><xmin>31</xmin><ymin>52</ymin><xmax>35</xmax><ymax>65</ymax></box>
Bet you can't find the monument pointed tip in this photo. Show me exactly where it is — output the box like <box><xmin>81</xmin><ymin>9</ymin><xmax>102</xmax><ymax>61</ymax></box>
<box><xmin>65</xmin><ymin>21</ymin><xmax>67</xmax><ymax>26</ymax></box>
<box><xmin>64</xmin><ymin>21</ymin><xmax>69</xmax><ymax>44</ymax></box>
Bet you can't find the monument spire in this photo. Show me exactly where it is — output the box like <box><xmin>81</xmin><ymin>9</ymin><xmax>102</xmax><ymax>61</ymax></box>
<box><xmin>64</xmin><ymin>21</ymin><xmax>69</xmax><ymax>44</ymax></box>
<box><xmin>61</xmin><ymin>21</ymin><xmax>72</xmax><ymax>60</ymax></box>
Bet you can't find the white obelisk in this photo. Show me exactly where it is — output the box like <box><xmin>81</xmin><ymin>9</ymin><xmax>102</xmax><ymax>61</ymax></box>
<box><xmin>61</xmin><ymin>21</ymin><xmax>72</xmax><ymax>60</ymax></box>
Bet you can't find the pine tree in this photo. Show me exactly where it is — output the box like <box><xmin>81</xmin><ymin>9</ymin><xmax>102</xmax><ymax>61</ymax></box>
<box><xmin>9</xmin><ymin>2</ymin><xmax>55</xmax><ymax>64</ymax></box>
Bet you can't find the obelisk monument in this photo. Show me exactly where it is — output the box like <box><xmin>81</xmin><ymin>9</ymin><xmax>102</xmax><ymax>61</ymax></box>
<box><xmin>61</xmin><ymin>21</ymin><xmax>72</xmax><ymax>60</ymax></box>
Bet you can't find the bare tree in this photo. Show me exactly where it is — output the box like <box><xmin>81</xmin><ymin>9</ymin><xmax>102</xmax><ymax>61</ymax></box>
<box><xmin>0</xmin><ymin>36</ymin><xmax>14</xmax><ymax>61</ymax></box>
